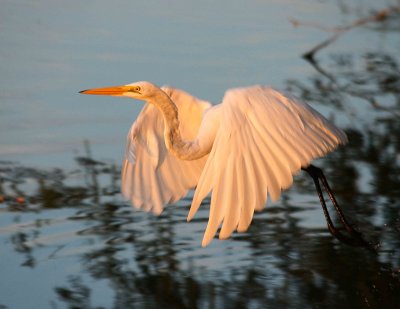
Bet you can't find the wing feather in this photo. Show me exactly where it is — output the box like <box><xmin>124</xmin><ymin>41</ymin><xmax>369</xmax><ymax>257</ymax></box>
<box><xmin>187</xmin><ymin>130</ymin><xmax>222</xmax><ymax>221</ymax></box>
<box><xmin>190</xmin><ymin>85</ymin><xmax>347</xmax><ymax>246</ymax></box>
<box><xmin>221</xmin><ymin>133</ymin><xmax>245</xmax><ymax>238</ymax></box>
<box><xmin>237</xmin><ymin>158</ymin><xmax>254</xmax><ymax>232</ymax></box>
<box><xmin>121</xmin><ymin>87</ymin><xmax>211</xmax><ymax>214</ymax></box>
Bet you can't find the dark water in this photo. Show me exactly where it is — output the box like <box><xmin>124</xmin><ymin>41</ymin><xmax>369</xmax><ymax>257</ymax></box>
<box><xmin>1</xmin><ymin>1</ymin><xmax>400</xmax><ymax>308</ymax></box>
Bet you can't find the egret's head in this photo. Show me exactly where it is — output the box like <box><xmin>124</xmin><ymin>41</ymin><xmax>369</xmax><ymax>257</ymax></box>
<box><xmin>80</xmin><ymin>81</ymin><xmax>160</xmax><ymax>101</ymax></box>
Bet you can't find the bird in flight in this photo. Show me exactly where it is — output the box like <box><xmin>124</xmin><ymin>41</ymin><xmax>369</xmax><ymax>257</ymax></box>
<box><xmin>80</xmin><ymin>81</ymin><xmax>371</xmax><ymax>249</ymax></box>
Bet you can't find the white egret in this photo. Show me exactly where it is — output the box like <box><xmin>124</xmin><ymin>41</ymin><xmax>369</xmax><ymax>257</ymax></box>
<box><xmin>80</xmin><ymin>81</ymin><xmax>371</xmax><ymax>249</ymax></box>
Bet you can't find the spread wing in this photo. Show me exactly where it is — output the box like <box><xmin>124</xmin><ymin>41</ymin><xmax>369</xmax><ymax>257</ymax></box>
<box><xmin>187</xmin><ymin>85</ymin><xmax>348</xmax><ymax>246</ymax></box>
<box><xmin>121</xmin><ymin>86</ymin><xmax>211</xmax><ymax>214</ymax></box>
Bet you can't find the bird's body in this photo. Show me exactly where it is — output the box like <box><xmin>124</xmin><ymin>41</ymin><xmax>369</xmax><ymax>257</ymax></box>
<box><xmin>81</xmin><ymin>82</ymin><xmax>348</xmax><ymax>246</ymax></box>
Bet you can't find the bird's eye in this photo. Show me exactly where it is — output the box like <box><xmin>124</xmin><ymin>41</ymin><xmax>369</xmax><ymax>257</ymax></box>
<box><xmin>130</xmin><ymin>86</ymin><xmax>141</xmax><ymax>93</ymax></box>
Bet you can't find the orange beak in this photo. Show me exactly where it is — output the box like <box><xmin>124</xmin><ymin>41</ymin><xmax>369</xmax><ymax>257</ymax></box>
<box><xmin>79</xmin><ymin>85</ymin><xmax>132</xmax><ymax>96</ymax></box>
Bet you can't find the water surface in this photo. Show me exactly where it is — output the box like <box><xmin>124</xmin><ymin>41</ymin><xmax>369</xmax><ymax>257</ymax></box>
<box><xmin>1</xmin><ymin>1</ymin><xmax>400</xmax><ymax>308</ymax></box>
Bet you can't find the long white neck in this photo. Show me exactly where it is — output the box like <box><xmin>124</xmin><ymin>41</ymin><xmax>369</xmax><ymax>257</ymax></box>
<box><xmin>147</xmin><ymin>90</ymin><xmax>201</xmax><ymax>160</ymax></box>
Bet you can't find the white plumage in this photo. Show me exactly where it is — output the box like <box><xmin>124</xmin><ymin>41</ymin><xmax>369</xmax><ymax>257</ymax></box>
<box><xmin>121</xmin><ymin>87</ymin><xmax>210</xmax><ymax>215</ymax></box>
<box><xmin>81</xmin><ymin>82</ymin><xmax>347</xmax><ymax>247</ymax></box>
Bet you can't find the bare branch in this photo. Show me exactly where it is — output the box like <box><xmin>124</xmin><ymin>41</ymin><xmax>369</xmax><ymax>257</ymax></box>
<box><xmin>291</xmin><ymin>6</ymin><xmax>400</xmax><ymax>60</ymax></box>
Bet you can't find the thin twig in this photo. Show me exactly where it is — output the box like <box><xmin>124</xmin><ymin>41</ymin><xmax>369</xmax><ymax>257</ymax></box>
<box><xmin>303</xmin><ymin>32</ymin><xmax>343</xmax><ymax>62</ymax></box>
<box><xmin>291</xmin><ymin>6</ymin><xmax>400</xmax><ymax>60</ymax></box>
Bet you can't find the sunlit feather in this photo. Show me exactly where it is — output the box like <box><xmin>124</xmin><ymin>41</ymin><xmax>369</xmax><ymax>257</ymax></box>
<box><xmin>81</xmin><ymin>82</ymin><xmax>347</xmax><ymax>246</ymax></box>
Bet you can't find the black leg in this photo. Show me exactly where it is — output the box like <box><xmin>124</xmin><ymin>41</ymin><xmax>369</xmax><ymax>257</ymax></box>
<box><xmin>302</xmin><ymin>164</ymin><xmax>376</xmax><ymax>253</ymax></box>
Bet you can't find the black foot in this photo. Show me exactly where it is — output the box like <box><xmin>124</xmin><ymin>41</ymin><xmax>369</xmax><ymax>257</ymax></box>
<box><xmin>302</xmin><ymin>164</ymin><xmax>376</xmax><ymax>254</ymax></box>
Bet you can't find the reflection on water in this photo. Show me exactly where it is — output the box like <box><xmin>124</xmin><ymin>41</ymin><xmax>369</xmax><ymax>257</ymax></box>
<box><xmin>1</xmin><ymin>1</ymin><xmax>400</xmax><ymax>309</ymax></box>
<box><xmin>1</xmin><ymin>106</ymin><xmax>400</xmax><ymax>308</ymax></box>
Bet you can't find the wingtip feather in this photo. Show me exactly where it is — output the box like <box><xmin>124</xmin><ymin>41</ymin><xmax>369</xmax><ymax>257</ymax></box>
<box><xmin>201</xmin><ymin>235</ymin><xmax>213</xmax><ymax>247</ymax></box>
<box><xmin>187</xmin><ymin>200</ymin><xmax>200</xmax><ymax>222</ymax></box>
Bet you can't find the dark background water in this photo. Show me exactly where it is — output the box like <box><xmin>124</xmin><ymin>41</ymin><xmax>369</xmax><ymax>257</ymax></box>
<box><xmin>1</xmin><ymin>1</ymin><xmax>400</xmax><ymax>308</ymax></box>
